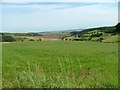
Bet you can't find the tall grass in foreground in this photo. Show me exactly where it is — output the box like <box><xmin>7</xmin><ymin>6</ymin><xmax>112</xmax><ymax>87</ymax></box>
<box><xmin>2</xmin><ymin>41</ymin><xmax>118</xmax><ymax>88</ymax></box>
<box><xmin>3</xmin><ymin>57</ymin><xmax>118</xmax><ymax>88</ymax></box>
<box><xmin>0</xmin><ymin>43</ymin><xmax>2</xmax><ymax>89</ymax></box>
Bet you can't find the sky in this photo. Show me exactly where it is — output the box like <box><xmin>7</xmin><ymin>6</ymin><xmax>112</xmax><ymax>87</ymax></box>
<box><xmin>0</xmin><ymin>0</ymin><xmax>119</xmax><ymax>33</ymax></box>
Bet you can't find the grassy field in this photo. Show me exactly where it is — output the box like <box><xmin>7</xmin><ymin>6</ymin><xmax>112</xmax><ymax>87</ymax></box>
<box><xmin>0</xmin><ymin>43</ymin><xmax>2</xmax><ymax>89</ymax></box>
<box><xmin>2</xmin><ymin>41</ymin><xmax>118</xmax><ymax>88</ymax></box>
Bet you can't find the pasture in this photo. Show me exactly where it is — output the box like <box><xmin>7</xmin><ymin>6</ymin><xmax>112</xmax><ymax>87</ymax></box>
<box><xmin>2</xmin><ymin>41</ymin><xmax>118</xmax><ymax>88</ymax></box>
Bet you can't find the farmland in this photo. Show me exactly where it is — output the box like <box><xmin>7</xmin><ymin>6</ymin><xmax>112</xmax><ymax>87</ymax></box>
<box><xmin>2</xmin><ymin>41</ymin><xmax>118</xmax><ymax>88</ymax></box>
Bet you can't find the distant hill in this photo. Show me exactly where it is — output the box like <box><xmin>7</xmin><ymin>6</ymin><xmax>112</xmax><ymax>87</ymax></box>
<box><xmin>70</xmin><ymin>26</ymin><xmax>117</xmax><ymax>36</ymax></box>
<box><xmin>64</xmin><ymin>23</ymin><xmax>119</xmax><ymax>43</ymax></box>
<box><xmin>1</xmin><ymin>23</ymin><xmax>119</xmax><ymax>42</ymax></box>
<box><xmin>28</xmin><ymin>29</ymin><xmax>83</xmax><ymax>33</ymax></box>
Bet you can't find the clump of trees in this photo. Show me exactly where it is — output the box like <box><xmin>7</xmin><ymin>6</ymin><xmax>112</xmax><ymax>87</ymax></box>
<box><xmin>29</xmin><ymin>38</ymin><xmax>42</xmax><ymax>41</ymax></box>
<box><xmin>116</xmin><ymin>23</ymin><xmax>120</xmax><ymax>33</ymax></box>
<box><xmin>90</xmin><ymin>33</ymin><xmax>103</xmax><ymax>38</ymax></box>
<box><xmin>1</xmin><ymin>36</ymin><xmax>16</xmax><ymax>42</ymax></box>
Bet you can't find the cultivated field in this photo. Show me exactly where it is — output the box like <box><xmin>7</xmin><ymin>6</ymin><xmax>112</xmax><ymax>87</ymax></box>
<box><xmin>2</xmin><ymin>41</ymin><xmax>118</xmax><ymax>88</ymax></box>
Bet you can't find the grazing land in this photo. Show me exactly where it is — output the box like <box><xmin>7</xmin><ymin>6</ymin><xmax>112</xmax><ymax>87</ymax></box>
<box><xmin>1</xmin><ymin>24</ymin><xmax>119</xmax><ymax>88</ymax></box>
<box><xmin>2</xmin><ymin>41</ymin><xmax>118</xmax><ymax>88</ymax></box>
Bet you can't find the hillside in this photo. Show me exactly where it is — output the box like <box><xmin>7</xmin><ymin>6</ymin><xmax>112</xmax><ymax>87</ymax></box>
<box><xmin>64</xmin><ymin>23</ymin><xmax>119</xmax><ymax>43</ymax></box>
<box><xmin>1</xmin><ymin>23</ymin><xmax>119</xmax><ymax>42</ymax></box>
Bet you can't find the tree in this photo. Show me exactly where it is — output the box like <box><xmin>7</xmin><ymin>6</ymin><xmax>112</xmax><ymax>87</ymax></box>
<box><xmin>21</xmin><ymin>39</ymin><xmax>24</xmax><ymax>42</ymax></box>
<box><xmin>1</xmin><ymin>36</ymin><xmax>16</xmax><ymax>42</ymax></box>
<box><xmin>116</xmin><ymin>23</ymin><xmax>120</xmax><ymax>33</ymax></box>
<box><xmin>37</xmin><ymin>38</ymin><xmax>42</xmax><ymax>41</ymax></box>
<box><xmin>29</xmin><ymin>39</ymin><xmax>35</xmax><ymax>41</ymax></box>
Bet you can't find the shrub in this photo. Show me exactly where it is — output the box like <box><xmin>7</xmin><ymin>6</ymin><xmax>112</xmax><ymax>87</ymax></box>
<box><xmin>29</xmin><ymin>39</ymin><xmax>35</xmax><ymax>41</ymax></box>
<box><xmin>37</xmin><ymin>39</ymin><xmax>42</xmax><ymax>41</ymax></box>
<box><xmin>1</xmin><ymin>36</ymin><xmax>16</xmax><ymax>42</ymax></box>
<box><xmin>116</xmin><ymin>23</ymin><xmax>120</xmax><ymax>33</ymax></box>
<box><xmin>73</xmin><ymin>39</ymin><xmax>83</xmax><ymax>41</ymax></box>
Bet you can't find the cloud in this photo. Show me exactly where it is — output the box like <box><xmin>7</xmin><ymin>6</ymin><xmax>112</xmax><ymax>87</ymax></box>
<box><xmin>2</xmin><ymin>2</ymin><xmax>100</xmax><ymax>10</ymax></box>
<box><xmin>2</xmin><ymin>3</ymin><xmax>117</xmax><ymax>32</ymax></box>
<box><xmin>1</xmin><ymin>0</ymin><xmax>118</xmax><ymax>10</ymax></box>
<box><xmin>1</xmin><ymin>1</ymin><xmax>102</xmax><ymax>11</ymax></box>
<box><xmin>1</xmin><ymin>2</ymin><xmax>98</xmax><ymax>6</ymax></box>
<box><xmin>1</xmin><ymin>0</ymin><xmax>119</xmax><ymax>3</ymax></box>
<box><xmin>1</xmin><ymin>0</ymin><xmax>118</xmax><ymax>33</ymax></box>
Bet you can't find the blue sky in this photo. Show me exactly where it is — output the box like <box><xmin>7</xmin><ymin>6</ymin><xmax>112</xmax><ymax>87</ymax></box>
<box><xmin>0</xmin><ymin>0</ymin><xmax>119</xmax><ymax>33</ymax></box>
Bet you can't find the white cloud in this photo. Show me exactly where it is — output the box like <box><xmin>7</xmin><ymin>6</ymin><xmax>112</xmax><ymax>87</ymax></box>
<box><xmin>2</xmin><ymin>2</ymin><xmax>117</xmax><ymax>32</ymax></box>
<box><xmin>1</xmin><ymin>0</ymin><xmax>118</xmax><ymax>32</ymax></box>
<box><xmin>1</xmin><ymin>0</ymin><xmax>119</xmax><ymax>3</ymax></box>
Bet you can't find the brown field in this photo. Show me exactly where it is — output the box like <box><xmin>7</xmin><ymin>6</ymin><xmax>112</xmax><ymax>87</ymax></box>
<box><xmin>41</xmin><ymin>38</ymin><xmax>61</xmax><ymax>41</ymax></box>
<box><xmin>0</xmin><ymin>42</ymin><xmax>16</xmax><ymax>44</ymax></box>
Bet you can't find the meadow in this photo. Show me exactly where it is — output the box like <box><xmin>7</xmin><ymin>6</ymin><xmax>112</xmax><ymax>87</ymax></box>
<box><xmin>2</xmin><ymin>41</ymin><xmax>118</xmax><ymax>88</ymax></box>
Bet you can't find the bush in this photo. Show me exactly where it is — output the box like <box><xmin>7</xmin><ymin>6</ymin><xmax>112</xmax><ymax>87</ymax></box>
<box><xmin>1</xmin><ymin>36</ymin><xmax>16</xmax><ymax>42</ymax></box>
<box><xmin>29</xmin><ymin>39</ymin><xmax>35</xmax><ymax>41</ymax></box>
<box><xmin>116</xmin><ymin>23</ymin><xmax>120</xmax><ymax>33</ymax></box>
<box><xmin>90</xmin><ymin>33</ymin><xmax>103</xmax><ymax>38</ymax></box>
<box><xmin>37</xmin><ymin>39</ymin><xmax>42</xmax><ymax>41</ymax></box>
<box><xmin>97</xmin><ymin>38</ymin><xmax>104</xmax><ymax>42</ymax></box>
<box><xmin>73</xmin><ymin>39</ymin><xmax>84</xmax><ymax>41</ymax></box>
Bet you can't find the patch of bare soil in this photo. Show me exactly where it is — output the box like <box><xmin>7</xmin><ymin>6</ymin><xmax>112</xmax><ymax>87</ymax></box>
<box><xmin>0</xmin><ymin>42</ymin><xmax>16</xmax><ymax>44</ymax></box>
<box><xmin>41</xmin><ymin>38</ymin><xmax>61</xmax><ymax>41</ymax></box>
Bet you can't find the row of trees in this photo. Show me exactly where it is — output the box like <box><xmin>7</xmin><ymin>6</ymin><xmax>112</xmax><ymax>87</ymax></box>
<box><xmin>64</xmin><ymin>37</ymin><xmax>103</xmax><ymax>42</ymax></box>
<box><xmin>14</xmin><ymin>33</ymin><xmax>43</xmax><ymax>36</ymax></box>
<box><xmin>0</xmin><ymin>34</ymin><xmax>42</xmax><ymax>42</ymax></box>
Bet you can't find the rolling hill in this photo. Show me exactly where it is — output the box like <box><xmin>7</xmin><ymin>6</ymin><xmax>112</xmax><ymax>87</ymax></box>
<box><xmin>64</xmin><ymin>23</ymin><xmax>119</xmax><ymax>43</ymax></box>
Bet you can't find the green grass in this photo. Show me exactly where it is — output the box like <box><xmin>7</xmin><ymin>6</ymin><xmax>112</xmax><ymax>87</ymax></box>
<box><xmin>2</xmin><ymin>41</ymin><xmax>118</xmax><ymax>88</ymax></box>
<box><xmin>0</xmin><ymin>43</ymin><xmax>2</xmax><ymax>89</ymax></box>
<box><xmin>102</xmin><ymin>35</ymin><xmax>118</xmax><ymax>43</ymax></box>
